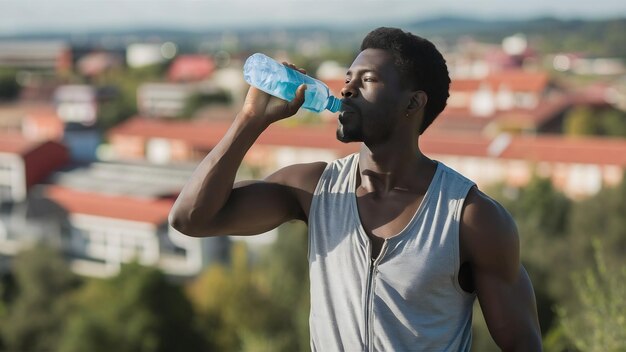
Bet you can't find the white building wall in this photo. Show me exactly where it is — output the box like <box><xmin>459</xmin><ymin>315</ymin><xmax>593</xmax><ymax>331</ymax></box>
<box><xmin>65</xmin><ymin>214</ymin><xmax>211</xmax><ymax>278</ymax></box>
<box><xmin>431</xmin><ymin>153</ymin><xmax>620</xmax><ymax>199</ymax></box>
<box><xmin>69</xmin><ymin>214</ymin><xmax>162</xmax><ymax>277</ymax></box>
<box><xmin>0</xmin><ymin>153</ymin><xmax>26</xmax><ymax>203</ymax></box>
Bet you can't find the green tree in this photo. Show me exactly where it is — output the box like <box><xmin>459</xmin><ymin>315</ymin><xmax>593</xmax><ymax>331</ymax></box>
<box><xmin>541</xmin><ymin>172</ymin><xmax>626</xmax><ymax>349</ymax></box>
<box><xmin>568</xmin><ymin>172</ymin><xmax>626</xmax><ymax>273</ymax></box>
<box><xmin>599</xmin><ymin>109</ymin><xmax>626</xmax><ymax>137</ymax></box>
<box><xmin>0</xmin><ymin>246</ymin><xmax>80</xmax><ymax>352</ymax></box>
<box><xmin>0</xmin><ymin>68</ymin><xmax>19</xmax><ymax>101</ymax></box>
<box><xmin>563</xmin><ymin>106</ymin><xmax>626</xmax><ymax>138</ymax></box>
<box><xmin>258</xmin><ymin>221</ymin><xmax>310</xmax><ymax>351</ymax></box>
<box><xmin>59</xmin><ymin>262</ymin><xmax>206</xmax><ymax>352</ymax></box>
<box><xmin>564</xmin><ymin>106</ymin><xmax>597</xmax><ymax>136</ymax></box>
<box><xmin>93</xmin><ymin>63</ymin><xmax>168</xmax><ymax>130</ymax></box>
<box><xmin>557</xmin><ymin>240</ymin><xmax>626</xmax><ymax>351</ymax></box>
<box><xmin>187</xmin><ymin>222</ymin><xmax>310</xmax><ymax>352</ymax></box>
<box><xmin>485</xmin><ymin>175</ymin><xmax>572</xmax><ymax>340</ymax></box>
<box><xmin>180</xmin><ymin>90</ymin><xmax>232</xmax><ymax>119</ymax></box>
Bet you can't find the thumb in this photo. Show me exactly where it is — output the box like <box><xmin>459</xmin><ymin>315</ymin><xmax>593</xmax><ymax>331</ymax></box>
<box><xmin>287</xmin><ymin>84</ymin><xmax>307</xmax><ymax>113</ymax></box>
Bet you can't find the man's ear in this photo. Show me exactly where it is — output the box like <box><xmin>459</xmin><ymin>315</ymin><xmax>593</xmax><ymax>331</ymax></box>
<box><xmin>408</xmin><ymin>91</ymin><xmax>427</xmax><ymax>113</ymax></box>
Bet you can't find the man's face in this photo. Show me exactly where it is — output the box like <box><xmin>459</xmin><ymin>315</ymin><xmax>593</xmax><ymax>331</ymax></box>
<box><xmin>337</xmin><ymin>48</ymin><xmax>411</xmax><ymax>144</ymax></box>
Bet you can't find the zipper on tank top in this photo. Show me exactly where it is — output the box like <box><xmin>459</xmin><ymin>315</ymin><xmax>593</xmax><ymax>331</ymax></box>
<box><xmin>364</xmin><ymin>239</ymin><xmax>388</xmax><ymax>352</ymax></box>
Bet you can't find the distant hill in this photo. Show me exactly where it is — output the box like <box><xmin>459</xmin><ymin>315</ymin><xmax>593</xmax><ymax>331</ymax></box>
<box><xmin>1</xmin><ymin>16</ymin><xmax>624</xmax><ymax>60</ymax></box>
<box><xmin>403</xmin><ymin>16</ymin><xmax>626</xmax><ymax>59</ymax></box>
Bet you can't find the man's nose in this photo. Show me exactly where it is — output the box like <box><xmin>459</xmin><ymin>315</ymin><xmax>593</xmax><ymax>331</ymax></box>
<box><xmin>341</xmin><ymin>83</ymin><xmax>357</xmax><ymax>98</ymax></box>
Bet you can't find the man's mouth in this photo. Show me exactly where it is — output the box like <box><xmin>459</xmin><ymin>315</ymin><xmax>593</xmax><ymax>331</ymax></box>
<box><xmin>339</xmin><ymin>101</ymin><xmax>358</xmax><ymax>122</ymax></box>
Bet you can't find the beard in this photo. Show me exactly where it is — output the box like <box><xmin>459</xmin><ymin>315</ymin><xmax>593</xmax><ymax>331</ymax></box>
<box><xmin>336</xmin><ymin>120</ymin><xmax>363</xmax><ymax>143</ymax></box>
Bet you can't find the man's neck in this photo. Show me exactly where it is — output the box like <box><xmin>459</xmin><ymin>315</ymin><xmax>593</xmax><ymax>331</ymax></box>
<box><xmin>357</xmin><ymin>140</ymin><xmax>434</xmax><ymax>195</ymax></box>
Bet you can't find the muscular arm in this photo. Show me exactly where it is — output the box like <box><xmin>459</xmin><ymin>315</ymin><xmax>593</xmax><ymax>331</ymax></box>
<box><xmin>460</xmin><ymin>187</ymin><xmax>542</xmax><ymax>351</ymax></box>
<box><xmin>169</xmin><ymin>74</ymin><xmax>323</xmax><ymax>237</ymax></box>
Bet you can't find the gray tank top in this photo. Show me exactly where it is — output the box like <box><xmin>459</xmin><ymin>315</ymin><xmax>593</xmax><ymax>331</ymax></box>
<box><xmin>308</xmin><ymin>153</ymin><xmax>476</xmax><ymax>351</ymax></box>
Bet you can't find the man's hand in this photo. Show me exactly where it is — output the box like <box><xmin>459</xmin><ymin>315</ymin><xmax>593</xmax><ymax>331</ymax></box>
<box><xmin>239</xmin><ymin>63</ymin><xmax>308</xmax><ymax>127</ymax></box>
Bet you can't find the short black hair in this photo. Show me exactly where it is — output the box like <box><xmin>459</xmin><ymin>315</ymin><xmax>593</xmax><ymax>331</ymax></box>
<box><xmin>361</xmin><ymin>27</ymin><xmax>450</xmax><ymax>134</ymax></box>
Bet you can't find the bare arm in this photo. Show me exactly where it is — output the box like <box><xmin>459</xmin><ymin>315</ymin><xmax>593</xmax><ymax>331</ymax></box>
<box><xmin>169</xmin><ymin>64</ymin><xmax>320</xmax><ymax>237</ymax></box>
<box><xmin>461</xmin><ymin>187</ymin><xmax>542</xmax><ymax>351</ymax></box>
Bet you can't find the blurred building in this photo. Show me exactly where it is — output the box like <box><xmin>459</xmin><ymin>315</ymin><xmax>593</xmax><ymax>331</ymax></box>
<box><xmin>53</xmin><ymin>84</ymin><xmax>102</xmax><ymax>126</ymax></box>
<box><xmin>167</xmin><ymin>55</ymin><xmax>215</xmax><ymax>82</ymax></box>
<box><xmin>0</xmin><ymin>134</ymin><xmax>70</xmax><ymax>260</ymax></box>
<box><xmin>107</xmin><ymin>116</ymin><xmax>356</xmax><ymax>170</ymax></box>
<box><xmin>126</xmin><ymin>43</ymin><xmax>170</xmax><ymax>69</ymax></box>
<box><xmin>106</xmin><ymin>116</ymin><xmax>626</xmax><ymax>198</ymax></box>
<box><xmin>421</xmin><ymin>131</ymin><xmax>626</xmax><ymax>199</ymax></box>
<box><xmin>0</xmin><ymin>133</ymin><xmax>69</xmax><ymax>203</ymax></box>
<box><xmin>77</xmin><ymin>51</ymin><xmax>124</xmax><ymax>77</ymax></box>
<box><xmin>0</xmin><ymin>40</ymin><xmax>72</xmax><ymax>72</ymax></box>
<box><xmin>447</xmin><ymin>71</ymin><xmax>554</xmax><ymax>118</ymax></box>
<box><xmin>43</xmin><ymin>185</ymin><xmax>227</xmax><ymax>278</ymax></box>
<box><xmin>431</xmin><ymin>70</ymin><xmax>620</xmax><ymax>136</ymax></box>
<box><xmin>36</xmin><ymin>161</ymin><xmax>229</xmax><ymax>278</ymax></box>
<box><xmin>136</xmin><ymin>83</ymin><xmax>195</xmax><ymax>118</ymax></box>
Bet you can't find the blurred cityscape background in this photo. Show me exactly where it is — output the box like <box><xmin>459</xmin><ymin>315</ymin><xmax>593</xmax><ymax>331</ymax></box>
<box><xmin>0</xmin><ymin>1</ymin><xmax>625</xmax><ymax>351</ymax></box>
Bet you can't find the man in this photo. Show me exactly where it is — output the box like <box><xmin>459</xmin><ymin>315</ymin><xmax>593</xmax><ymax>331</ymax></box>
<box><xmin>169</xmin><ymin>27</ymin><xmax>542</xmax><ymax>351</ymax></box>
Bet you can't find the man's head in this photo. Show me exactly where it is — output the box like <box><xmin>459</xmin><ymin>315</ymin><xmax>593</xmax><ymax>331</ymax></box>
<box><xmin>359</xmin><ymin>27</ymin><xmax>450</xmax><ymax>135</ymax></box>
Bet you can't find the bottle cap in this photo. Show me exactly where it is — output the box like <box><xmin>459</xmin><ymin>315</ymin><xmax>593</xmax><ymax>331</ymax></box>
<box><xmin>326</xmin><ymin>96</ymin><xmax>342</xmax><ymax>113</ymax></box>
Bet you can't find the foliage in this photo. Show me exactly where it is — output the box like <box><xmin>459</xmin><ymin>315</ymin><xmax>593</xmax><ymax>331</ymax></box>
<box><xmin>59</xmin><ymin>262</ymin><xmax>206</xmax><ymax>352</ymax></box>
<box><xmin>186</xmin><ymin>222</ymin><xmax>310</xmax><ymax>352</ymax></box>
<box><xmin>0</xmin><ymin>246</ymin><xmax>80</xmax><ymax>352</ymax></box>
<box><xmin>532</xmin><ymin>18</ymin><xmax>626</xmax><ymax>59</ymax></box>
<box><xmin>92</xmin><ymin>63</ymin><xmax>168</xmax><ymax>131</ymax></box>
<box><xmin>1</xmin><ymin>172</ymin><xmax>625</xmax><ymax>351</ymax></box>
<box><xmin>564</xmin><ymin>106</ymin><xmax>626</xmax><ymax>137</ymax></box>
<box><xmin>557</xmin><ymin>240</ymin><xmax>626</xmax><ymax>352</ymax></box>
<box><xmin>0</xmin><ymin>68</ymin><xmax>20</xmax><ymax>101</ymax></box>
<box><xmin>484</xmin><ymin>171</ymin><xmax>626</xmax><ymax>349</ymax></box>
<box><xmin>484</xmin><ymin>175</ymin><xmax>572</xmax><ymax>339</ymax></box>
<box><xmin>180</xmin><ymin>90</ymin><xmax>232</xmax><ymax>119</ymax></box>
<box><xmin>568</xmin><ymin>172</ymin><xmax>626</xmax><ymax>264</ymax></box>
<box><xmin>564</xmin><ymin>107</ymin><xmax>597</xmax><ymax>136</ymax></box>
<box><xmin>470</xmin><ymin>302</ymin><xmax>499</xmax><ymax>351</ymax></box>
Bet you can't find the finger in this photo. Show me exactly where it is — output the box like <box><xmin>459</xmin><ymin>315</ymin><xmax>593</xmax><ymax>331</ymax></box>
<box><xmin>287</xmin><ymin>84</ymin><xmax>307</xmax><ymax>113</ymax></box>
<box><xmin>282</xmin><ymin>62</ymin><xmax>307</xmax><ymax>75</ymax></box>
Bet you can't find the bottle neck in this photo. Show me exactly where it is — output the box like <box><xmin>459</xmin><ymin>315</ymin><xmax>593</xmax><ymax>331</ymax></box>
<box><xmin>326</xmin><ymin>95</ymin><xmax>341</xmax><ymax>113</ymax></box>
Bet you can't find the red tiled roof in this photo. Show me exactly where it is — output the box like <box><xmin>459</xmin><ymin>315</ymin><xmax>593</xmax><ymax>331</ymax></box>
<box><xmin>433</xmin><ymin>108</ymin><xmax>494</xmax><ymax>133</ymax></box>
<box><xmin>451</xmin><ymin>71</ymin><xmax>549</xmax><ymax>93</ymax></box>
<box><xmin>422</xmin><ymin>132</ymin><xmax>626</xmax><ymax>166</ymax></box>
<box><xmin>167</xmin><ymin>55</ymin><xmax>215</xmax><ymax>82</ymax></box>
<box><xmin>421</xmin><ymin>132</ymin><xmax>492</xmax><ymax>157</ymax></box>
<box><xmin>109</xmin><ymin>117</ymin><xmax>626</xmax><ymax>167</ymax></box>
<box><xmin>108</xmin><ymin>117</ymin><xmax>358</xmax><ymax>155</ymax></box>
<box><xmin>449</xmin><ymin>80</ymin><xmax>481</xmax><ymax>92</ymax></box>
<box><xmin>486</xmin><ymin>71</ymin><xmax>549</xmax><ymax>92</ymax></box>
<box><xmin>45</xmin><ymin>185</ymin><xmax>173</xmax><ymax>225</ymax></box>
<box><xmin>501</xmin><ymin>135</ymin><xmax>626</xmax><ymax>166</ymax></box>
<box><xmin>435</xmin><ymin>94</ymin><xmax>573</xmax><ymax>131</ymax></box>
<box><xmin>0</xmin><ymin>133</ymin><xmax>59</xmax><ymax>156</ymax></box>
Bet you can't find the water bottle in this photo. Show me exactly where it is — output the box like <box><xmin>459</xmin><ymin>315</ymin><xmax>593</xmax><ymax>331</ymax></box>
<box><xmin>243</xmin><ymin>53</ymin><xmax>341</xmax><ymax>113</ymax></box>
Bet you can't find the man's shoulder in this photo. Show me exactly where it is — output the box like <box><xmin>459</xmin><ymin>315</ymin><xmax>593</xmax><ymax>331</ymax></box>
<box><xmin>436</xmin><ymin>161</ymin><xmax>476</xmax><ymax>187</ymax></box>
<box><xmin>265</xmin><ymin>161</ymin><xmax>329</xmax><ymax>192</ymax></box>
<box><xmin>460</xmin><ymin>187</ymin><xmax>519</xmax><ymax>261</ymax></box>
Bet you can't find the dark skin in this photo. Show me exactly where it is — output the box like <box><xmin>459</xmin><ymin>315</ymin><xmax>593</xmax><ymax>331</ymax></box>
<box><xmin>170</xmin><ymin>48</ymin><xmax>542</xmax><ymax>351</ymax></box>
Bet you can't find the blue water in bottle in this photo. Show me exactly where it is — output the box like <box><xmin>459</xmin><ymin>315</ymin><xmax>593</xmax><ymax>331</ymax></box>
<box><xmin>243</xmin><ymin>53</ymin><xmax>341</xmax><ymax>113</ymax></box>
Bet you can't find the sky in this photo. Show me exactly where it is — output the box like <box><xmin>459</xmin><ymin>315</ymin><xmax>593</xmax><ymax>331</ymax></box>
<box><xmin>1</xmin><ymin>0</ymin><xmax>625</xmax><ymax>34</ymax></box>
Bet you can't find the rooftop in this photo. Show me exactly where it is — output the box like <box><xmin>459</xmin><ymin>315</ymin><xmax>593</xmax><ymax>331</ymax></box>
<box><xmin>50</xmin><ymin>161</ymin><xmax>197</xmax><ymax>199</ymax></box>
<box><xmin>44</xmin><ymin>185</ymin><xmax>173</xmax><ymax>225</ymax></box>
